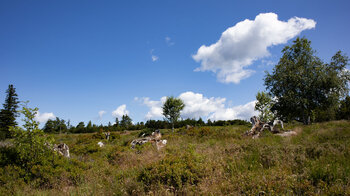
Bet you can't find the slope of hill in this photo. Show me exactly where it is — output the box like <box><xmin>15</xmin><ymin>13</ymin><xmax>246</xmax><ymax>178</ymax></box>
<box><xmin>1</xmin><ymin>121</ymin><xmax>350</xmax><ymax>195</ymax></box>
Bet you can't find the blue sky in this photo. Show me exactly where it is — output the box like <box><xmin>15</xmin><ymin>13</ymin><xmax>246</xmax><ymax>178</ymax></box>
<box><xmin>1</xmin><ymin>0</ymin><xmax>350</xmax><ymax>126</ymax></box>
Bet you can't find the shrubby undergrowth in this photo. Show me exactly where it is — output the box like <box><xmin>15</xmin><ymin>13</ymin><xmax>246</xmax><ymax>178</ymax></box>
<box><xmin>138</xmin><ymin>145</ymin><xmax>204</xmax><ymax>192</ymax></box>
<box><xmin>0</xmin><ymin>106</ymin><xmax>86</xmax><ymax>194</ymax></box>
<box><xmin>0</xmin><ymin>119</ymin><xmax>350</xmax><ymax>195</ymax></box>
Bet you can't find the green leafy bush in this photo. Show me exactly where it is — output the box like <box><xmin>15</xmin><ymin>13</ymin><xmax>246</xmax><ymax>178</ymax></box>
<box><xmin>0</xmin><ymin>105</ymin><xmax>86</xmax><ymax>189</ymax></box>
<box><xmin>9</xmin><ymin>107</ymin><xmax>56</xmax><ymax>175</ymax></box>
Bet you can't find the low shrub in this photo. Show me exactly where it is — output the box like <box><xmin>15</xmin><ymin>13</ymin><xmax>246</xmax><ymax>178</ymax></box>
<box><xmin>76</xmin><ymin>134</ymin><xmax>94</xmax><ymax>144</ymax></box>
<box><xmin>107</xmin><ymin>146</ymin><xmax>129</xmax><ymax>165</ymax></box>
<box><xmin>92</xmin><ymin>131</ymin><xmax>121</xmax><ymax>141</ymax></box>
<box><xmin>71</xmin><ymin>141</ymin><xmax>100</xmax><ymax>155</ymax></box>
<box><xmin>0</xmin><ymin>165</ymin><xmax>26</xmax><ymax>195</ymax></box>
<box><xmin>92</xmin><ymin>131</ymin><xmax>105</xmax><ymax>140</ymax></box>
<box><xmin>184</xmin><ymin>127</ymin><xmax>212</xmax><ymax>137</ymax></box>
<box><xmin>138</xmin><ymin>128</ymin><xmax>155</xmax><ymax>137</ymax></box>
<box><xmin>0</xmin><ymin>106</ymin><xmax>86</xmax><ymax>190</ymax></box>
<box><xmin>0</xmin><ymin>145</ymin><xmax>17</xmax><ymax>167</ymax></box>
<box><xmin>110</xmin><ymin>132</ymin><xmax>121</xmax><ymax>140</ymax></box>
<box><xmin>138</xmin><ymin>147</ymin><xmax>204</xmax><ymax>192</ymax></box>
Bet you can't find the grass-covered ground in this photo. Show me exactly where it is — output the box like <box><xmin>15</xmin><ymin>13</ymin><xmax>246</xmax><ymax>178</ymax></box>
<box><xmin>1</xmin><ymin>121</ymin><xmax>350</xmax><ymax>195</ymax></box>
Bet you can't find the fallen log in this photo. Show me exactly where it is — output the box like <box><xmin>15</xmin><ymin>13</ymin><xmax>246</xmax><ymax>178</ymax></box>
<box><xmin>131</xmin><ymin>130</ymin><xmax>167</xmax><ymax>150</ymax></box>
<box><xmin>245</xmin><ymin>116</ymin><xmax>287</xmax><ymax>138</ymax></box>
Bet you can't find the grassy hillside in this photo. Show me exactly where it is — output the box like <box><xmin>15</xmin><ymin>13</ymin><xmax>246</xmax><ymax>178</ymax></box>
<box><xmin>1</xmin><ymin>121</ymin><xmax>350</xmax><ymax>195</ymax></box>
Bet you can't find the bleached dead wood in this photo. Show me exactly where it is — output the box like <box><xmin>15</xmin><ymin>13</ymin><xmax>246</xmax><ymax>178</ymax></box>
<box><xmin>97</xmin><ymin>141</ymin><xmax>104</xmax><ymax>147</ymax></box>
<box><xmin>53</xmin><ymin>143</ymin><xmax>70</xmax><ymax>158</ymax></box>
<box><xmin>276</xmin><ymin>131</ymin><xmax>297</xmax><ymax>137</ymax></box>
<box><xmin>245</xmin><ymin>116</ymin><xmax>289</xmax><ymax>138</ymax></box>
<box><xmin>131</xmin><ymin>129</ymin><xmax>167</xmax><ymax>150</ymax></box>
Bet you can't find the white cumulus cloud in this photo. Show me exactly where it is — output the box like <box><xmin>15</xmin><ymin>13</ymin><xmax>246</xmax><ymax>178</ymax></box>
<box><xmin>179</xmin><ymin>91</ymin><xmax>226</xmax><ymax>119</ymax></box>
<box><xmin>192</xmin><ymin>12</ymin><xmax>316</xmax><ymax>84</ymax></box>
<box><xmin>138</xmin><ymin>91</ymin><xmax>258</xmax><ymax>121</ymax></box>
<box><xmin>35</xmin><ymin>111</ymin><xmax>56</xmax><ymax>123</ymax></box>
<box><xmin>112</xmin><ymin>104</ymin><xmax>129</xmax><ymax>118</ymax></box>
<box><xmin>137</xmin><ymin>97</ymin><xmax>167</xmax><ymax>119</ymax></box>
<box><xmin>208</xmin><ymin>100</ymin><xmax>258</xmax><ymax>121</ymax></box>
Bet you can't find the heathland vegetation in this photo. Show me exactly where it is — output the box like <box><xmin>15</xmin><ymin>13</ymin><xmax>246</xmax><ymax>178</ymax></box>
<box><xmin>0</xmin><ymin>37</ymin><xmax>350</xmax><ymax>195</ymax></box>
<box><xmin>1</xmin><ymin>117</ymin><xmax>350</xmax><ymax>195</ymax></box>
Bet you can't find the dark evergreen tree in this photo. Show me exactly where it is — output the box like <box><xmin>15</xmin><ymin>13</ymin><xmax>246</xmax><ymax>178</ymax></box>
<box><xmin>43</xmin><ymin>119</ymin><xmax>56</xmax><ymax>133</ymax></box>
<box><xmin>75</xmin><ymin>122</ymin><xmax>85</xmax><ymax>132</ymax></box>
<box><xmin>0</xmin><ymin>84</ymin><xmax>19</xmax><ymax>139</ymax></box>
<box><xmin>115</xmin><ymin>117</ymin><xmax>119</xmax><ymax>127</ymax></box>
<box><xmin>67</xmin><ymin>119</ymin><xmax>71</xmax><ymax>129</ymax></box>
<box><xmin>87</xmin><ymin>120</ymin><xmax>92</xmax><ymax>129</ymax></box>
<box><xmin>43</xmin><ymin>117</ymin><xmax>67</xmax><ymax>133</ymax></box>
<box><xmin>76</xmin><ymin>122</ymin><xmax>85</xmax><ymax>129</ymax></box>
<box><xmin>120</xmin><ymin>114</ymin><xmax>132</xmax><ymax>129</ymax></box>
<box><xmin>197</xmin><ymin>118</ymin><xmax>205</xmax><ymax>126</ymax></box>
<box><xmin>207</xmin><ymin>119</ymin><xmax>213</xmax><ymax>126</ymax></box>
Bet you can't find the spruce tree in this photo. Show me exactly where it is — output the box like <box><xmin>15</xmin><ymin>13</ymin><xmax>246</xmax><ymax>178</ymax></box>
<box><xmin>115</xmin><ymin>117</ymin><xmax>119</xmax><ymax>127</ymax></box>
<box><xmin>120</xmin><ymin>115</ymin><xmax>132</xmax><ymax>129</ymax></box>
<box><xmin>0</xmin><ymin>84</ymin><xmax>19</xmax><ymax>139</ymax></box>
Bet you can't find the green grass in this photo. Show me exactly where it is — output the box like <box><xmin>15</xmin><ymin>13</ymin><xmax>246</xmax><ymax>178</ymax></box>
<box><xmin>1</xmin><ymin>121</ymin><xmax>350</xmax><ymax>195</ymax></box>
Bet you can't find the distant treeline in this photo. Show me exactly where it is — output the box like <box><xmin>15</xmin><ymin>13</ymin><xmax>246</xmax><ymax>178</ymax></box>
<box><xmin>42</xmin><ymin>115</ymin><xmax>250</xmax><ymax>134</ymax></box>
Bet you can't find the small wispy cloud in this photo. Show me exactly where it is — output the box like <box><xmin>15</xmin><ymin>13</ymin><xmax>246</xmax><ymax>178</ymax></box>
<box><xmin>259</xmin><ymin>59</ymin><xmax>276</xmax><ymax>68</ymax></box>
<box><xmin>98</xmin><ymin>110</ymin><xmax>106</xmax><ymax>119</ymax></box>
<box><xmin>165</xmin><ymin>36</ymin><xmax>175</xmax><ymax>46</ymax></box>
<box><xmin>150</xmin><ymin>49</ymin><xmax>159</xmax><ymax>62</ymax></box>
<box><xmin>151</xmin><ymin>55</ymin><xmax>159</xmax><ymax>62</ymax></box>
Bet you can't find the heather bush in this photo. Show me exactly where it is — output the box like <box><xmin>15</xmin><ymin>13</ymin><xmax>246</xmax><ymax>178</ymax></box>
<box><xmin>185</xmin><ymin>126</ymin><xmax>212</xmax><ymax>137</ymax></box>
<box><xmin>138</xmin><ymin>146</ymin><xmax>204</xmax><ymax>192</ymax></box>
<box><xmin>110</xmin><ymin>132</ymin><xmax>121</xmax><ymax>140</ymax></box>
